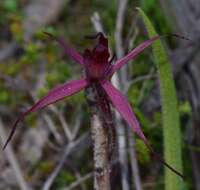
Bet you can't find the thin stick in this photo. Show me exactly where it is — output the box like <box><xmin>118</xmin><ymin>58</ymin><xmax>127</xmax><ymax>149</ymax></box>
<box><xmin>115</xmin><ymin>1</ymin><xmax>131</xmax><ymax>190</ymax></box>
<box><xmin>0</xmin><ymin>119</ymin><xmax>31</xmax><ymax>190</ymax></box>
<box><xmin>128</xmin><ymin>132</ymin><xmax>143</xmax><ymax>190</ymax></box>
<box><xmin>91</xmin><ymin>12</ymin><xmax>105</xmax><ymax>35</ymax></box>
<box><xmin>42</xmin><ymin>133</ymin><xmax>89</xmax><ymax>190</ymax></box>
<box><xmin>62</xmin><ymin>172</ymin><xmax>93</xmax><ymax>190</ymax></box>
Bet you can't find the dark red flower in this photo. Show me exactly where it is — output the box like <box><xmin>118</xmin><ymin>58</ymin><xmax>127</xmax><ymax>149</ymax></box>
<box><xmin>3</xmin><ymin>32</ymin><xmax>159</xmax><ymax>150</ymax></box>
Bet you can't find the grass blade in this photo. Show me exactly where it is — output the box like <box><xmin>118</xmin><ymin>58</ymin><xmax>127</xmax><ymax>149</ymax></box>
<box><xmin>137</xmin><ymin>8</ymin><xmax>183</xmax><ymax>190</ymax></box>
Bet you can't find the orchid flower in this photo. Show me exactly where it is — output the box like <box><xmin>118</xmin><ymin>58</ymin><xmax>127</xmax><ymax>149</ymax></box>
<box><xmin>3</xmin><ymin>32</ymin><xmax>183</xmax><ymax>178</ymax></box>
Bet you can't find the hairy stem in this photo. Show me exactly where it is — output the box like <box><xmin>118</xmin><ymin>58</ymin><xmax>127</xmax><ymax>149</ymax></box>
<box><xmin>85</xmin><ymin>83</ymin><xmax>116</xmax><ymax>190</ymax></box>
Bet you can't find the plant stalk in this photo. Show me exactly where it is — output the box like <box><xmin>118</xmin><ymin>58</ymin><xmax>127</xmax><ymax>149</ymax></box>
<box><xmin>85</xmin><ymin>83</ymin><xmax>116</xmax><ymax>190</ymax></box>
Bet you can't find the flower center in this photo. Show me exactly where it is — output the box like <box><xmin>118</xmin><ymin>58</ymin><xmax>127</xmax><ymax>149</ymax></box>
<box><xmin>83</xmin><ymin>33</ymin><xmax>112</xmax><ymax>82</ymax></box>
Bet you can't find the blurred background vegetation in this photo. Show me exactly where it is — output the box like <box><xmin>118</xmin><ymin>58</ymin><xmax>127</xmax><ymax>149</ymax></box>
<box><xmin>0</xmin><ymin>0</ymin><xmax>199</xmax><ymax>190</ymax></box>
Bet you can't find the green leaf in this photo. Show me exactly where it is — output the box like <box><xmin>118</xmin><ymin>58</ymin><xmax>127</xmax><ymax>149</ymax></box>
<box><xmin>137</xmin><ymin>8</ymin><xmax>184</xmax><ymax>190</ymax></box>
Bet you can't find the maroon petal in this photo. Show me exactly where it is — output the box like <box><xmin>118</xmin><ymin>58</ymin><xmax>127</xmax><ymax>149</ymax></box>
<box><xmin>101</xmin><ymin>81</ymin><xmax>148</xmax><ymax>144</ymax></box>
<box><xmin>112</xmin><ymin>36</ymin><xmax>159</xmax><ymax>73</ymax></box>
<box><xmin>101</xmin><ymin>81</ymin><xmax>184</xmax><ymax>179</ymax></box>
<box><xmin>44</xmin><ymin>32</ymin><xmax>84</xmax><ymax>66</ymax></box>
<box><xmin>3</xmin><ymin>79</ymin><xmax>88</xmax><ymax>149</ymax></box>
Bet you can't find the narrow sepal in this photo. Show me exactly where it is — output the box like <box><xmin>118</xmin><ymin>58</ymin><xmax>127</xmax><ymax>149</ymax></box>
<box><xmin>3</xmin><ymin>79</ymin><xmax>88</xmax><ymax>149</ymax></box>
<box><xmin>101</xmin><ymin>81</ymin><xmax>184</xmax><ymax>179</ymax></box>
<box><xmin>101</xmin><ymin>81</ymin><xmax>148</xmax><ymax>144</ymax></box>
<box><xmin>44</xmin><ymin>32</ymin><xmax>84</xmax><ymax>65</ymax></box>
<box><xmin>112</xmin><ymin>36</ymin><xmax>159</xmax><ymax>73</ymax></box>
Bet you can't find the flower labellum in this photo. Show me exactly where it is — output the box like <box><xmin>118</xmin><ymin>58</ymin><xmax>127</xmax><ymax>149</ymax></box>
<box><xmin>3</xmin><ymin>32</ymin><xmax>183</xmax><ymax>178</ymax></box>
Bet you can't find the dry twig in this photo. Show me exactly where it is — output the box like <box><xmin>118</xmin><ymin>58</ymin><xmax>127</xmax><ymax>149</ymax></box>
<box><xmin>0</xmin><ymin>119</ymin><xmax>31</xmax><ymax>190</ymax></box>
<box><xmin>62</xmin><ymin>172</ymin><xmax>93</xmax><ymax>190</ymax></box>
<box><xmin>42</xmin><ymin>133</ymin><xmax>90</xmax><ymax>190</ymax></box>
<box><xmin>115</xmin><ymin>1</ymin><xmax>130</xmax><ymax>190</ymax></box>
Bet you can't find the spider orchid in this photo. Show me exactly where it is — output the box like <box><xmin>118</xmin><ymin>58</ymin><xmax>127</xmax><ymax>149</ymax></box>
<box><xmin>3</xmin><ymin>32</ymin><xmax>183</xmax><ymax>178</ymax></box>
